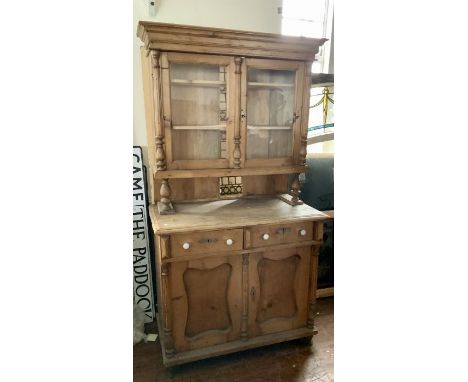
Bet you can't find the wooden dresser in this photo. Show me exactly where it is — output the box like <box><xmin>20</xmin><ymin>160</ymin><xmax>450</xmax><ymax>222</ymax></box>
<box><xmin>137</xmin><ymin>22</ymin><xmax>328</xmax><ymax>366</ymax></box>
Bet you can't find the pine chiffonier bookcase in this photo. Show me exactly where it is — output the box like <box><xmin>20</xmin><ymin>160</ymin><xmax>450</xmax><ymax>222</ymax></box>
<box><xmin>137</xmin><ymin>21</ymin><xmax>328</xmax><ymax>366</ymax></box>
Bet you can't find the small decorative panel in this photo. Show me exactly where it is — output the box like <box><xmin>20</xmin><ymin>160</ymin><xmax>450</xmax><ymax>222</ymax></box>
<box><xmin>219</xmin><ymin>176</ymin><xmax>243</xmax><ymax>197</ymax></box>
<box><xmin>183</xmin><ymin>264</ymin><xmax>232</xmax><ymax>338</ymax></box>
<box><xmin>256</xmin><ymin>255</ymin><xmax>299</xmax><ymax>323</ymax></box>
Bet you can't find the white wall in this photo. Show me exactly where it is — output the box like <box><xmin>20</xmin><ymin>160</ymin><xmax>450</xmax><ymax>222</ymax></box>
<box><xmin>133</xmin><ymin>0</ymin><xmax>283</xmax><ymax>167</ymax></box>
<box><xmin>327</xmin><ymin>15</ymin><xmax>334</xmax><ymax>74</ymax></box>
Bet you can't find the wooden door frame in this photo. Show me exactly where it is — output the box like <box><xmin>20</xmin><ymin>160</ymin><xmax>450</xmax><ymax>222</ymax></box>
<box><xmin>161</xmin><ymin>52</ymin><xmax>236</xmax><ymax>170</ymax></box>
<box><xmin>247</xmin><ymin>246</ymin><xmax>311</xmax><ymax>338</ymax></box>
<box><xmin>241</xmin><ymin>58</ymin><xmax>306</xmax><ymax>168</ymax></box>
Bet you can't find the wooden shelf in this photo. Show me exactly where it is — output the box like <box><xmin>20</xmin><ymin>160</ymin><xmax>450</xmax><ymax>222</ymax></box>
<box><xmin>248</xmin><ymin>82</ymin><xmax>294</xmax><ymax>88</ymax></box>
<box><xmin>153</xmin><ymin>165</ymin><xmax>306</xmax><ymax>179</ymax></box>
<box><xmin>173</xmin><ymin>124</ymin><xmax>227</xmax><ymax>131</ymax></box>
<box><xmin>247</xmin><ymin>125</ymin><xmax>292</xmax><ymax>130</ymax></box>
<box><xmin>171</xmin><ymin>79</ymin><xmax>225</xmax><ymax>87</ymax></box>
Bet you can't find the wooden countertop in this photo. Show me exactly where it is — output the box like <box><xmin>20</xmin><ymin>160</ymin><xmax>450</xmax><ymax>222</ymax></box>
<box><xmin>149</xmin><ymin>197</ymin><xmax>328</xmax><ymax>234</ymax></box>
<box><xmin>322</xmin><ymin>210</ymin><xmax>334</xmax><ymax>219</ymax></box>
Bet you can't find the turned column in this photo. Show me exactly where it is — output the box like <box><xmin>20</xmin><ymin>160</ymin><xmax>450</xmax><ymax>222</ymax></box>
<box><xmin>291</xmin><ymin>174</ymin><xmax>300</xmax><ymax>203</ymax></box>
<box><xmin>289</xmin><ymin>173</ymin><xmax>304</xmax><ymax>205</ymax></box>
<box><xmin>150</xmin><ymin>49</ymin><xmax>174</xmax><ymax>214</ymax></box>
<box><xmin>159</xmin><ymin>179</ymin><xmax>174</xmax><ymax>215</ymax></box>
<box><xmin>150</xmin><ymin>50</ymin><xmax>166</xmax><ymax>172</ymax></box>
<box><xmin>233</xmin><ymin>57</ymin><xmax>243</xmax><ymax>168</ymax></box>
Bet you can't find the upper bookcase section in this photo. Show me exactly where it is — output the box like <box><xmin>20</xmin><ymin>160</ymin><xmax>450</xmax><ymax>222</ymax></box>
<box><xmin>137</xmin><ymin>21</ymin><xmax>327</xmax><ymax>62</ymax></box>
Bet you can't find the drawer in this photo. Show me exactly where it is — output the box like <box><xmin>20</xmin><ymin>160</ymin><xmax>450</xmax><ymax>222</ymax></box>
<box><xmin>171</xmin><ymin>229</ymin><xmax>243</xmax><ymax>257</ymax></box>
<box><xmin>245</xmin><ymin>221</ymin><xmax>314</xmax><ymax>249</ymax></box>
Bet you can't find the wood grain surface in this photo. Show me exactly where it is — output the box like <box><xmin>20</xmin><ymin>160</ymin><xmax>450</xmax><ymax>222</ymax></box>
<box><xmin>149</xmin><ymin>197</ymin><xmax>328</xmax><ymax>234</ymax></box>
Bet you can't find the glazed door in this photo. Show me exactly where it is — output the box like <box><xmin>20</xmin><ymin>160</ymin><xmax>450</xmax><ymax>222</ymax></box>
<box><xmin>248</xmin><ymin>247</ymin><xmax>311</xmax><ymax>337</ymax></box>
<box><xmin>170</xmin><ymin>255</ymin><xmax>242</xmax><ymax>352</ymax></box>
<box><xmin>161</xmin><ymin>52</ymin><xmax>236</xmax><ymax>170</ymax></box>
<box><xmin>241</xmin><ymin>58</ymin><xmax>305</xmax><ymax>167</ymax></box>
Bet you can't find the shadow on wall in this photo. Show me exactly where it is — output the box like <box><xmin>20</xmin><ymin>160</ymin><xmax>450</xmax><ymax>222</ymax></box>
<box><xmin>300</xmin><ymin>156</ymin><xmax>334</xmax><ymax>211</ymax></box>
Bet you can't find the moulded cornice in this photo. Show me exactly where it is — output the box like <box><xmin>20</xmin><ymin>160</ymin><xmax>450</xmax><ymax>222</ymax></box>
<box><xmin>137</xmin><ymin>21</ymin><xmax>327</xmax><ymax>61</ymax></box>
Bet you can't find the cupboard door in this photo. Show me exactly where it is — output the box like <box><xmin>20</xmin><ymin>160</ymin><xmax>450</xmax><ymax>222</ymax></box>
<box><xmin>248</xmin><ymin>247</ymin><xmax>311</xmax><ymax>337</ymax></box>
<box><xmin>242</xmin><ymin>59</ymin><xmax>305</xmax><ymax>167</ymax></box>
<box><xmin>162</xmin><ymin>53</ymin><xmax>236</xmax><ymax>170</ymax></box>
<box><xmin>170</xmin><ymin>255</ymin><xmax>242</xmax><ymax>352</ymax></box>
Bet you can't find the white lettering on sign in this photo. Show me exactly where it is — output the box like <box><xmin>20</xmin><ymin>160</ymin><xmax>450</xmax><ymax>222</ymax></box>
<box><xmin>133</xmin><ymin>147</ymin><xmax>154</xmax><ymax>322</ymax></box>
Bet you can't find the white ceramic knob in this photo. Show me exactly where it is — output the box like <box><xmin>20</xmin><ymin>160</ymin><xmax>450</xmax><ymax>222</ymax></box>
<box><xmin>226</xmin><ymin>239</ymin><xmax>233</xmax><ymax>246</ymax></box>
<box><xmin>182</xmin><ymin>242</ymin><xmax>190</xmax><ymax>250</ymax></box>
<box><xmin>299</xmin><ymin>229</ymin><xmax>307</xmax><ymax>236</ymax></box>
<box><xmin>262</xmin><ymin>233</ymin><xmax>270</xmax><ymax>240</ymax></box>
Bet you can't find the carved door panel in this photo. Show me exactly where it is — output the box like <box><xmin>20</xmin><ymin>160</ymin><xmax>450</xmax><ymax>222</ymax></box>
<box><xmin>170</xmin><ymin>255</ymin><xmax>242</xmax><ymax>352</ymax></box>
<box><xmin>248</xmin><ymin>247</ymin><xmax>311</xmax><ymax>337</ymax></box>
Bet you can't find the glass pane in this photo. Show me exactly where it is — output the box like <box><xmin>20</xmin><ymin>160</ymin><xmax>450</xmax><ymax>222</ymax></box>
<box><xmin>171</xmin><ymin>63</ymin><xmax>220</xmax><ymax>81</ymax></box>
<box><xmin>171</xmin><ymin>85</ymin><xmax>220</xmax><ymax>126</ymax></box>
<box><xmin>170</xmin><ymin>63</ymin><xmax>228</xmax><ymax>160</ymax></box>
<box><xmin>246</xmin><ymin>68</ymin><xmax>295</xmax><ymax>159</ymax></box>
<box><xmin>309</xmin><ymin>86</ymin><xmax>334</xmax><ymax>131</ymax></box>
<box><xmin>307</xmin><ymin>85</ymin><xmax>334</xmax><ymax>155</ymax></box>
<box><xmin>172</xmin><ymin>130</ymin><xmax>226</xmax><ymax>160</ymax></box>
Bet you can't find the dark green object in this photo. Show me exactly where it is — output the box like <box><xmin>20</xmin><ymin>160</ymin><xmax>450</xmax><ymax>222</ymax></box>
<box><xmin>301</xmin><ymin>157</ymin><xmax>334</xmax><ymax>211</ymax></box>
<box><xmin>300</xmin><ymin>156</ymin><xmax>334</xmax><ymax>288</ymax></box>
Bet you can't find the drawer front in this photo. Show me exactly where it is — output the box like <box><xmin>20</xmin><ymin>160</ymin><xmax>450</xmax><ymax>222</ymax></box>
<box><xmin>245</xmin><ymin>221</ymin><xmax>313</xmax><ymax>249</ymax></box>
<box><xmin>171</xmin><ymin>229</ymin><xmax>244</xmax><ymax>257</ymax></box>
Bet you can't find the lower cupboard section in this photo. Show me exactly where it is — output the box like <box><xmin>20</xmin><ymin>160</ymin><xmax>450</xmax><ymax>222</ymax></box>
<box><xmin>159</xmin><ymin>245</ymin><xmax>319</xmax><ymax>362</ymax></box>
